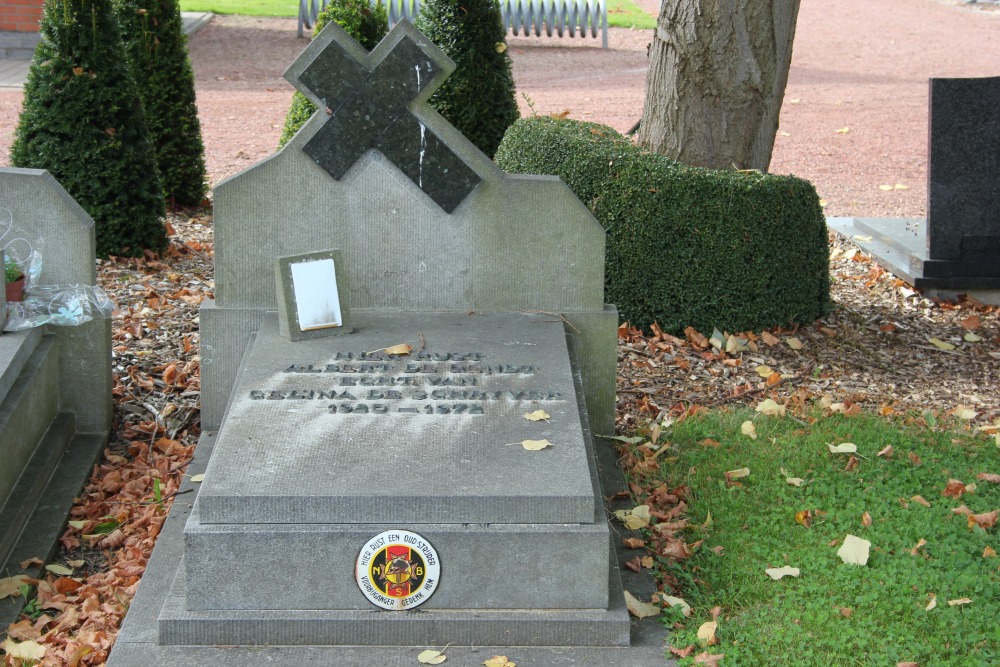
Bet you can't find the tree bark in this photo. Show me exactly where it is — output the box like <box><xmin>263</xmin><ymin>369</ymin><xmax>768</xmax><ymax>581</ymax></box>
<box><xmin>636</xmin><ymin>0</ymin><xmax>800</xmax><ymax>172</ymax></box>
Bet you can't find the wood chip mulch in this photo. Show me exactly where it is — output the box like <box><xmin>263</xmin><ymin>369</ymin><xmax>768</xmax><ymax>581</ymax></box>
<box><xmin>1</xmin><ymin>213</ymin><xmax>998</xmax><ymax>665</ymax></box>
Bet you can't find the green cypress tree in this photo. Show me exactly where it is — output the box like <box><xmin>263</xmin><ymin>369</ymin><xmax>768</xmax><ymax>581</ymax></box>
<box><xmin>115</xmin><ymin>0</ymin><xmax>207</xmax><ymax>207</ymax></box>
<box><xmin>278</xmin><ymin>0</ymin><xmax>388</xmax><ymax>148</ymax></box>
<box><xmin>416</xmin><ymin>0</ymin><xmax>518</xmax><ymax>159</ymax></box>
<box><xmin>10</xmin><ymin>0</ymin><xmax>167</xmax><ymax>257</ymax></box>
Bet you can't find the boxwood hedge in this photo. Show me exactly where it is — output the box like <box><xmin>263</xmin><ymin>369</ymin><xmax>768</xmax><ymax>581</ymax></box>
<box><xmin>495</xmin><ymin>117</ymin><xmax>830</xmax><ymax>333</ymax></box>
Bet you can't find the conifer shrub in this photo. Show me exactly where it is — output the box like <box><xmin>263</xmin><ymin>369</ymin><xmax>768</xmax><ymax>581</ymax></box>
<box><xmin>278</xmin><ymin>0</ymin><xmax>388</xmax><ymax>148</ymax></box>
<box><xmin>416</xmin><ymin>0</ymin><xmax>518</xmax><ymax>158</ymax></box>
<box><xmin>495</xmin><ymin>117</ymin><xmax>831</xmax><ymax>333</ymax></box>
<box><xmin>115</xmin><ymin>0</ymin><xmax>207</xmax><ymax>207</ymax></box>
<box><xmin>11</xmin><ymin>0</ymin><xmax>167</xmax><ymax>257</ymax></box>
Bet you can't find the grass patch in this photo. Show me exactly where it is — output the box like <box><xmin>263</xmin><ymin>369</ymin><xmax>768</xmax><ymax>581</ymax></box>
<box><xmin>178</xmin><ymin>0</ymin><xmax>656</xmax><ymax>29</ymax></box>
<box><xmin>641</xmin><ymin>410</ymin><xmax>1000</xmax><ymax>666</ymax></box>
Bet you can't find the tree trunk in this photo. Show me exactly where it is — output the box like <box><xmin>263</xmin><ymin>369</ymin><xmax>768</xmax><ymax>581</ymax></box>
<box><xmin>636</xmin><ymin>0</ymin><xmax>799</xmax><ymax>172</ymax></box>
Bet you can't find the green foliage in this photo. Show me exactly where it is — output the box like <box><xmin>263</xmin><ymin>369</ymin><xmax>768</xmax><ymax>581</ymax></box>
<box><xmin>5</xmin><ymin>259</ymin><xmax>22</xmax><ymax>283</ymax></box>
<box><xmin>278</xmin><ymin>0</ymin><xmax>388</xmax><ymax>148</ymax></box>
<box><xmin>416</xmin><ymin>0</ymin><xmax>518</xmax><ymax>158</ymax></box>
<box><xmin>10</xmin><ymin>0</ymin><xmax>167</xmax><ymax>257</ymax></box>
<box><xmin>115</xmin><ymin>0</ymin><xmax>208</xmax><ymax>206</ymax></box>
<box><xmin>495</xmin><ymin>117</ymin><xmax>830</xmax><ymax>333</ymax></box>
<box><xmin>646</xmin><ymin>409</ymin><xmax>1000</xmax><ymax>666</ymax></box>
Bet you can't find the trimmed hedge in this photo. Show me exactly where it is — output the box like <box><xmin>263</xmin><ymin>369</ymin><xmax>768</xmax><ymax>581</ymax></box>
<box><xmin>495</xmin><ymin>117</ymin><xmax>831</xmax><ymax>333</ymax></box>
<box><xmin>116</xmin><ymin>0</ymin><xmax>208</xmax><ymax>207</ymax></box>
<box><xmin>278</xmin><ymin>0</ymin><xmax>388</xmax><ymax>148</ymax></box>
<box><xmin>11</xmin><ymin>0</ymin><xmax>167</xmax><ymax>258</ymax></box>
<box><xmin>416</xmin><ymin>0</ymin><xmax>518</xmax><ymax>158</ymax></box>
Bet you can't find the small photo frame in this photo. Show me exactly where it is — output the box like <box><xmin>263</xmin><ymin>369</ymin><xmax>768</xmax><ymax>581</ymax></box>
<box><xmin>275</xmin><ymin>249</ymin><xmax>352</xmax><ymax>341</ymax></box>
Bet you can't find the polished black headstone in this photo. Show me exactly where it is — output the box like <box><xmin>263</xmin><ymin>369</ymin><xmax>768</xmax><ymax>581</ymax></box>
<box><xmin>926</xmin><ymin>76</ymin><xmax>1000</xmax><ymax>276</ymax></box>
<box><xmin>296</xmin><ymin>29</ymin><xmax>481</xmax><ymax>213</ymax></box>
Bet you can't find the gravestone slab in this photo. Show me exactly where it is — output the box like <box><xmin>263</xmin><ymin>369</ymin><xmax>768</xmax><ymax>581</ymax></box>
<box><xmin>199</xmin><ymin>311</ymin><xmax>595</xmax><ymax>525</ymax></box>
<box><xmin>828</xmin><ymin>76</ymin><xmax>1000</xmax><ymax>301</ymax></box>
<box><xmin>0</xmin><ymin>168</ymin><xmax>111</xmax><ymax>630</ymax></box>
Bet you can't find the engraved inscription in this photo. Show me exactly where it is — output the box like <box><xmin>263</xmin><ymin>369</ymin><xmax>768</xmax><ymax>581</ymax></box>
<box><xmin>248</xmin><ymin>352</ymin><xmax>563</xmax><ymax>416</ymax></box>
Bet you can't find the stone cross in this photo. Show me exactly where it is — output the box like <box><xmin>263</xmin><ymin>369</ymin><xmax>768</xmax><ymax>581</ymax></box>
<box><xmin>292</xmin><ymin>22</ymin><xmax>481</xmax><ymax>213</ymax></box>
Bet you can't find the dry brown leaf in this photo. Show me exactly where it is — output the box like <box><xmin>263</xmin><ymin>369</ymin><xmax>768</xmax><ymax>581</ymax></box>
<box><xmin>0</xmin><ymin>574</ymin><xmax>32</xmax><ymax>599</ymax></box>
<box><xmin>693</xmin><ymin>652</ymin><xmax>725</xmax><ymax>666</ymax></box>
<box><xmin>942</xmin><ymin>479</ymin><xmax>967</xmax><ymax>499</ymax></box>
<box><xmin>523</xmin><ymin>410</ymin><xmax>550</xmax><ymax>422</ymax></box>
<box><xmin>909</xmin><ymin>452</ymin><xmax>923</xmax><ymax>466</ymax></box>
<box><xmin>624</xmin><ymin>590</ymin><xmax>660</xmax><ymax>618</ymax></box>
<box><xmin>669</xmin><ymin>644</ymin><xmax>696</xmax><ymax>658</ymax></box>
<box><xmin>521</xmin><ymin>439</ymin><xmax>552</xmax><ymax>451</ymax></box>
<box><xmin>724</xmin><ymin>467</ymin><xmax>750</xmax><ymax>481</ymax></box>
<box><xmin>911</xmin><ymin>495</ymin><xmax>931</xmax><ymax>507</ymax></box>
<box><xmin>948</xmin><ymin>598</ymin><xmax>972</xmax><ymax>606</ymax></box>
<box><xmin>0</xmin><ymin>637</ymin><xmax>46</xmax><ymax>660</ymax></box>
<box><xmin>18</xmin><ymin>557</ymin><xmax>43</xmax><ymax>569</ymax></box>
<box><xmin>384</xmin><ymin>343</ymin><xmax>413</xmax><ymax>356</ymax></box>
<box><xmin>861</xmin><ymin>511</ymin><xmax>872</xmax><ymax>527</ymax></box>
<box><xmin>877</xmin><ymin>445</ymin><xmax>894</xmax><ymax>458</ymax></box>
<box><xmin>910</xmin><ymin>538</ymin><xmax>927</xmax><ymax>556</ymax></box>
<box><xmin>785</xmin><ymin>337</ymin><xmax>804</xmax><ymax>350</ymax></box>
<box><xmin>795</xmin><ymin>509</ymin><xmax>813</xmax><ymax>528</ymax></box>
<box><xmin>622</xmin><ymin>537</ymin><xmax>645</xmax><ymax>549</ymax></box>
<box><xmin>761</xmin><ymin>330</ymin><xmax>780</xmax><ymax>346</ymax></box>
<box><xmin>925</xmin><ymin>593</ymin><xmax>937</xmax><ymax>611</ymax></box>
<box><xmin>897</xmin><ymin>662</ymin><xmax>920</xmax><ymax>667</ymax></box>
<box><xmin>960</xmin><ymin>315</ymin><xmax>982</xmax><ymax>330</ymax></box>
<box><xmin>417</xmin><ymin>649</ymin><xmax>447</xmax><ymax>664</ymax></box>
<box><xmin>662</xmin><ymin>595</ymin><xmax>692</xmax><ymax>617</ymax></box>
<box><xmin>697</xmin><ymin>620</ymin><xmax>718</xmax><ymax>646</ymax></box>
<box><xmin>756</xmin><ymin>399</ymin><xmax>786</xmax><ymax>417</ymax></box>
<box><xmin>977</xmin><ymin>472</ymin><xmax>1000</xmax><ymax>484</ymax></box>
<box><xmin>983</xmin><ymin>546</ymin><xmax>997</xmax><ymax>558</ymax></box>
<box><xmin>483</xmin><ymin>656</ymin><xmax>516</xmax><ymax>667</ymax></box>
<box><xmin>968</xmin><ymin>509</ymin><xmax>998</xmax><ymax>530</ymax></box>
<box><xmin>741</xmin><ymin>420</ymin><xmax>757</xmax><ymax>440</ymax></box>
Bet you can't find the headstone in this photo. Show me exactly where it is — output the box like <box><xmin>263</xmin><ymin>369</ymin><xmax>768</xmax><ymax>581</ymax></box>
<box><xmin>0</xmin><ymin>167</ymin><xmax>112</xmax><ymax>628</ymax></box>
<box><xmin>828</xmin><ymin>75</ymin><xmax>1000</xmax><ymax>302</ymax></box>
<box><xmin>109</xmin><ymin>19</ymin><xmax>662</xmax><ymax>665</ymax></box>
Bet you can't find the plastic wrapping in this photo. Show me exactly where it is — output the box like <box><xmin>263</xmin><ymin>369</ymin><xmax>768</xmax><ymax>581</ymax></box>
<box><xmin>1</xmin><ymin>206</ymin><xmax>114</xmax><ymax>331</ymax></box>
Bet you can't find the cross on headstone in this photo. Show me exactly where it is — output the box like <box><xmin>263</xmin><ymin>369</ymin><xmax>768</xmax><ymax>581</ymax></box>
<box><xmin>294</xmin><ymin>23</ymin><xmax>482</xmax><ymax>213</ymax></box>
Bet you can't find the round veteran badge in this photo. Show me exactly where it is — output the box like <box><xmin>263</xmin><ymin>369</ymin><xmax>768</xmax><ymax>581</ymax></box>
<box><xmin>355</xmin><ymin>530</ymin><xmax>440</xmax><ymax>610</ymax></box>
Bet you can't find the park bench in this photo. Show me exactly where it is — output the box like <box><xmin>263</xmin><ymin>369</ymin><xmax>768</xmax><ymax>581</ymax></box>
<box><xmin>298</xmin><ymin>0</ymin><xmax>608</xmax><ymax>48</ymax></box>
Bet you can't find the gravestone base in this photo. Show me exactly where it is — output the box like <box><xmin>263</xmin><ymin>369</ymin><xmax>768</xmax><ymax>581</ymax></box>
<box><xmin>827</xmin><ymin>217</ymin><xmax>1000</xmax><ymax>304</ymax></box>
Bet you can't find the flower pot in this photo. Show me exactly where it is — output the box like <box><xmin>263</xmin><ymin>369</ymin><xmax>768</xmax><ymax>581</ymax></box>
<box><xmin>6</xmin><ymin>276</ymin><xmax>24</xmax><ymax>302</ymax></box>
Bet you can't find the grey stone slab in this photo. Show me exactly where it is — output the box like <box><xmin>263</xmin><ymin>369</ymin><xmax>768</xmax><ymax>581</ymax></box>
<box><xmin>927</xmin><ymin>76</ymin><xmax>1000</xmax><ymax>269</ymax></box>
<box><xmin>0</xmin><ymin>167</ymin><xmax>111</xmax><ymax>435</ymax></box>
<box><xmin>198</xmin><ymin>311</ymin><xmax>596</xmax><ymax>525</ymax></box>
<box><xmin>0</xmin><ymin>327</ymin><xmax>41</xmax><ymax>404</ymax></box>
<box><xmin>0</xmin><ymin>334</ymin><xmax>58</xmax><ymax>511</ymax></box>
<box><xmin>107</xmin><ymin>434</ymin><xmax>671</xmax><ymax>666</ymax></box>
<box><xmin>199</xmin><ymin>302</ymin><xmax>265</xmax><ymax>431</ymax></box>
<box><xmin>183</xmin><ymin>506</ymin><xmax>610</xmax><ymax>610</ymax></box>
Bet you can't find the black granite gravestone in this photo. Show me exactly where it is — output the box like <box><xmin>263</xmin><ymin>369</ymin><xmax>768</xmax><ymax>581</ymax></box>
<box><xmin>829</xmin><ymin>75</ymin><xmax>1000</xmax><ymax>296</ymax></box>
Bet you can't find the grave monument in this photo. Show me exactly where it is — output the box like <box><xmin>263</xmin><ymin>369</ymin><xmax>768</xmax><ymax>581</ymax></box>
<box><xmin>0</xmin><ymin>167</ymin><xmax>112</xmax><ymax>629</ymax></box>
<box><xmin>829</xmin><ymin>76</ymin><xmax>1000</xmax><ymax>303</ymax></box>
<box><xmin>108</xmin><ymin>19</ymin><xmax>664</xmax><ymax>665</ymax></box>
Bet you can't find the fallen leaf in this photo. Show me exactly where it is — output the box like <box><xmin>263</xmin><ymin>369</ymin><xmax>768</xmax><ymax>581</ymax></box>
<box><xmin>951</xmin><ymin>406</ymin><xmax>978</xmax><ymax>420</ymax></box>
<box><xmin>725</xmin><ymin>335</ymin><xmax>748</xmax><ymax>354</ymax></box>
<box><xmin>968</xmin><ymin>509</ymin><xmax>998</xmax><ymax>530</ymax></box>
<box><xmin>669</xmin><ymin>645</ymin><xmax>697</xmax><ymax>658</ymax></box>
<box><xmin>693</xmin><ymin>652</ymin><xmax>725</xmax><ymax>666</ymax></box>
<box><xmin>942</xmin><ymin>479</ymin><xmax>967</xmax><ymax>499</ymax></box>
<box><xmin>67</xmin><ymin>520</ymin><xmax>87</xmax><ymax>529</ymax></box>
<box><xmin>614</xmin><ymin>505</ymin><xmax>651</xmax><ymax>530</ymax></box>
<box><xmin>724</xmin><ymin>467</ymin><xmax>750</xmax><ymax>481</ymax></box>
<box><xmin>911</xmin><ymin>495</ymin><xmax>931</xmax><ymax>507</ymax></box>
<box><xmin>417</xmin><ymin>649</ymin><xmax>447</xmax><ymax>664</ymax></box>
<box><xmin>785</xmin><ymin>337</ymin><xmax>804</xmax><ymax>350</ymax></box>
<box><xmin>909</xmin><ymin>452</ymin><xmax>923</xmax><ymax>466</ymax></box>
<box><xmin>783</xmin><ymin>470</ymin><xmax>805</xmax><ymax>487</ymax></box>
<box><xmin>523</xmin><ymin>409</ymin><xmax>550</xmax><ymax>422</ymax></box>
<box><xmin>741</xmin><ymin>420</ymin><xmax>757</xmax><ymax>440</ymax></box>
<box><xmin>0</xmin><ymin>574</ymin><xmax>32</xmax><ymax>599</ymax></box>
<box><xmin>948</xmin><ymin>598</ymin><xmax>972</xmax><ymax>606</ymax></box>
<box><xmin>765</xmin><ymin>566</ymin><xmax>800</xmax><ymax>580</ymax></box>
<box><xmin>0</xmin><ymin>637</ymin><xmax>46</xmax><ymax>660</ymax></box>
<box><xmin>910</xmin><ymin>538</ymin><xmax>927</xmax><ymax>556</ymax></box>
<box><xmin>755</xmin><ymin>365</ymin><xmax>774</xmax><ymax>378</ymax></box>
<box><xmin>845</xmin><ymin>455</ymin><xmax>860</xmax><ymax>471</ymax></box>
<box><xmin>18</xmin><ymin>557</ymin><xmax>42</xmax><ymax>569</ymax></box>
<box><xmin>190</xmin><ymin>473</ymin><xmax>205</xmax><ymax>482</ymax></box>
<box><xmin>640</xmin><ymin>555</ymin><xmax>654</xmax><ymax>568</ymax></box>
<box><xmin>964</xmin><ymin>333</ymin><xmax>982</xmax><ymax>343</ymax></box>
<box><xmin>483</xmin><ymin>657</ymin><xmax>516</xmax><ymax>667</ymax></box>
<box><xmin>624</xmin><ymin>590</ymin><xmax>660</xmax><ymax>618</ymax></box>
<box><xmin>837</xmin><ymin>534</ymin><xmax>871</xmax><ymax>566</ymax></box>
<box><xmin>697</xmin><ymin>620</ymin><xmax>718</xmax><ymax>646</ymax></box>
<box><xmin>45</xmin><ymin>563</ymin><xmax>73</xmax><ymax>576</ymax></box>
<box><xmin>839</xmin><ymin>606</ymin><xmax>853</xmax><ymax>618</ymax></box>
<box><xmin>384</xmin><ymin>343</ymin><xmax>413</xmax><ymax>355</ymax></box>
<box><xmin>861</xmin><ymin>511</ymin><xmax>872</xmax><ymax>527</ymax></box>
<box><xmin>795</xmin><ymin>509</ymin><xmax>813</xmax><ymax>528</ymax></box>
<box><xmin>894</xmin><ymin>183</ymin><xmax>909</xmax><ymax>190</ymax></box>
<box><xmin>877</xmin><ymin>445</ymin><xmax>894</xmax><ymax>458</ymax></box>
<box><xmin>928</xmin><ymin>337</ymin><xmax>955</xmax><ymax>351</ymax></box>
<box><xmin>662</xmin><ymin>595</ymin><xmax>692</xmax><ymax>617</ymax></box>
<box><xmin>960</xmin><ymin>315</ymin><xmax>981</xmax><ymax>330</ymax></box>
<box><xmin>521</xmin><ymin>439</ymin><xmax>552</xmax><ymax>451</ymax></box>
<box><xmin>925</xmin><ymin>593</ymin><xmax>937</xmax><ymax>611</ymax></box>
<box><xmin>897</xmin><ymin>663</ymin><xmax>919</xmax><ymax>667</ymax></box>
<box><xmin>622</xmin><ymin>537</ymin><xmax>645</xmax><ymax>549</ymax></box>
<box><xmin>66</xmin><ymin>559</ymin><xmax>84</xmax><ymax>568</ymax></box>
<box><xmin>699</xmin><ymin>438</ymin><xmax>721</xmax><ymax>448</ymax></box>
<box><xmin>836</xmin><ymin>126</ymin><xmax>850</xmax><ymax>133</ymax></box>
<box><xmin>983</xmin><ymin>546</ymin><xmax>997</xmax><ymax>558</ymax></box>
<box><xmin>878</xmin><ymin>184</ymin><xmax>893</xmax><ymax>191</ymax></box>
<box><xmin>756</xmin><ymin>399</ymin><xmax>786</xmax><ymax>417</ymax></box>
<box><xmin>828</xmin><ymin>443</ymin><xmax>858</xmax><ymax>454</ymax></box>
<box><xmin>761</xmin><ymin>331</ymin><xmax>780</xmax><ymax>346</ymax></box>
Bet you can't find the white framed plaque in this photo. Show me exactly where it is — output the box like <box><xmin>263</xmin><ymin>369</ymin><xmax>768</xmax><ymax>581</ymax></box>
<box><xmin>275</xmin><ymin>249</ymin><xmax>352</xmax><ymax>341</ymax></box>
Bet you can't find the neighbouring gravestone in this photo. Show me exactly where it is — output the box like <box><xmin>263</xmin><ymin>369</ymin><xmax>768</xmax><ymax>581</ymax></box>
<box><xmin>0</xmin><ymin>167</ymin><xmax>112</xmax><ymax>629</ymax></box>
<box><xmin>108</xmin><ymin>19</ymin><xmax>662</xmax><ymax>666</ymax></box>
<box><xmin>829</xmin><ymin>75</ymin><xmax>1000</xmax><ymax>302</ymax></box>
